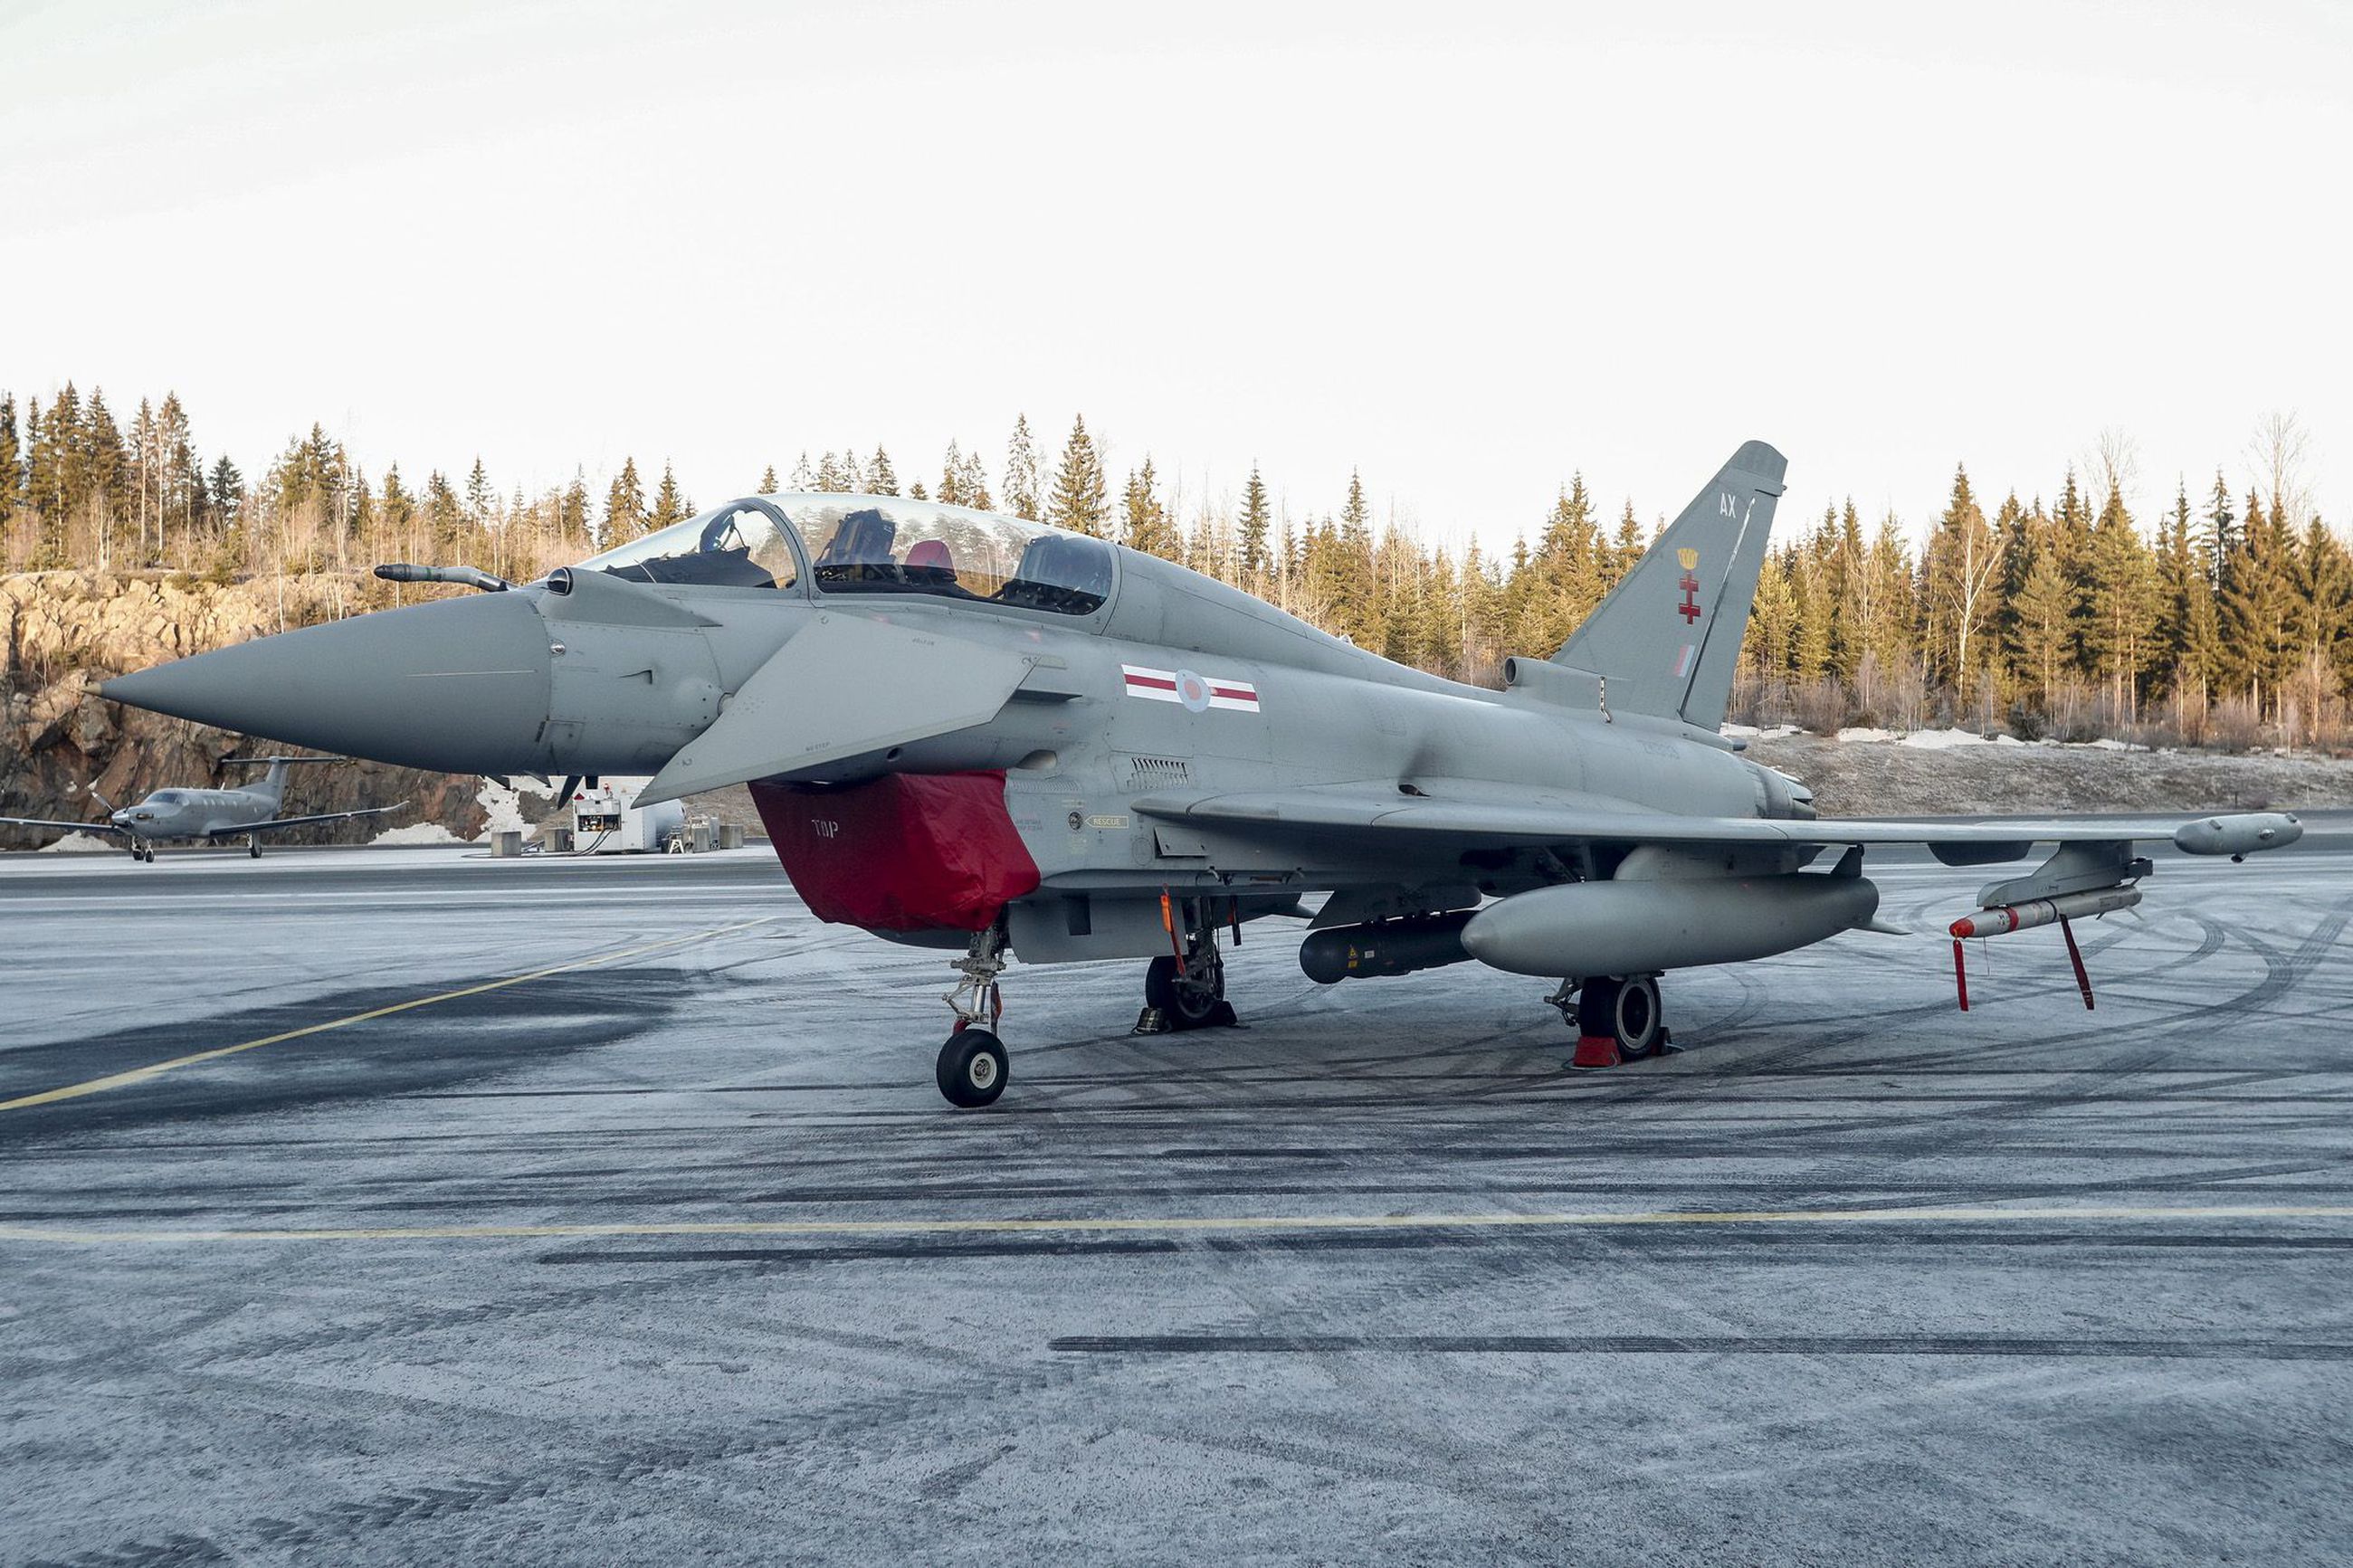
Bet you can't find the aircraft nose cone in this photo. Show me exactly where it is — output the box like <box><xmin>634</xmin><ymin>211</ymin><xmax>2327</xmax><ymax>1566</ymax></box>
<box><xmin>102</xmin><ymin>592</ymin><xmax>557</xmax><ymax>774</ymax></box>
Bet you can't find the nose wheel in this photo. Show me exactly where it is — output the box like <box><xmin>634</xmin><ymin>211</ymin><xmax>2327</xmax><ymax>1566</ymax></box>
<box><xmin>936</xmin><ymin>924</ymin><xmax>1012</xmax><ymax>1107</ymax></box>
<box><xmin>937</xmin><ymin>1027</ymin><xmax>1009</xmax><ymax>1107</ymax></box>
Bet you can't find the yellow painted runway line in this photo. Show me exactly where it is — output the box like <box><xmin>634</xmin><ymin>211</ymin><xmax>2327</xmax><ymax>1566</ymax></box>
<box><xmin>3</xmin><ymin>1202</ymin><xmax>2350</xmax><ymax>1247</ymax></box>
<box><xmin>0</xmin><ymin>917</ymin><xmax>776</xmax><ymax>1114</ymax></box>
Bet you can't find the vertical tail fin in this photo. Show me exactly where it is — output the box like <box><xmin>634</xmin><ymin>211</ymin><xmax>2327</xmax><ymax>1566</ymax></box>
<box><xmin>222</xmin><ymin>755</ymin><xmax>325</xmax><ymax>808</ymax></box>
<box><xmin>1553</xmin><ymin>440</ymin><xmax>1786</xmax><ymax>730</ymax></box>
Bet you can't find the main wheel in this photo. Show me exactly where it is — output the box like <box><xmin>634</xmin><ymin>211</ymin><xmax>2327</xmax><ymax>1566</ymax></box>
<box><xmin>936</xmin><ymin>1027</ymin><xmax>1009</xmax><ymax>1107</ymax></box>
<box><xmin>1145</xmin><ymin>953</ymin><xmax>1225</xmax><ymax>1030</ymax></box>
<box><xmin>248</xmin><ymin>835</ymin><xmax>262</xmax><ymax>859</ymax></box>
<box><xmin>1612</xmin><ymin>975</ymin><xmax>1663</xmax><ymax>1059</ymax></box>
<box><xmin>143</xmin><ymin>845</ymin><xmax>157</xmax><ymax>863</ymax></box>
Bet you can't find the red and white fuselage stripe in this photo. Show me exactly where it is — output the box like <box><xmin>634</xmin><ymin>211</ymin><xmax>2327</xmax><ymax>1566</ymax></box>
<box><xmin>1121</xmin><ymin>664</ymin><xmax>1261</xmax><ymax>712</ymax></box>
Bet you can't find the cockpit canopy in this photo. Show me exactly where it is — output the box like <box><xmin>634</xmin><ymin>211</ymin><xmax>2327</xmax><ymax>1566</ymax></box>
<box><xmin>575</xmin><ymin>495</ymin><xmax>1116</xmax><ymax>617</ymax></box>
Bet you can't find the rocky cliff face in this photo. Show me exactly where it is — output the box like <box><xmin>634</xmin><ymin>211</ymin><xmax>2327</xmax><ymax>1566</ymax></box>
<box><xmin>1</xmin><ymin>571</ymin><xmax>489</xmax><ymax>850</ymax></box>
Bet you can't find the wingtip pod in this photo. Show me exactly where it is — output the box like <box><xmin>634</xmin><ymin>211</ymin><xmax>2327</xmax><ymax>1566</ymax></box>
<box><xmin>2172</xmin><ymin>812</ymin><xmax>2301</xmax><ymax>857</ymax></box>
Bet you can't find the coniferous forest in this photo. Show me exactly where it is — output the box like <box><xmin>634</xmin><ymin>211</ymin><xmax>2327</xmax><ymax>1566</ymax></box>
<box><xmin>2</xmin><ymin>384</ymin><xmax>2344</xmax><ymax>752</ymax></box>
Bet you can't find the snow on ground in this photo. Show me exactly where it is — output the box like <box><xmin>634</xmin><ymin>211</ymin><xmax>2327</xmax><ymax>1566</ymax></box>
<box><xmin>36</xmin><ymin>832</ymin><xmax>117</xmax><ymax>853</ymax></box>
<box><xmin>475</xmin><ymin>777</ymin><xmax>561</xmax><ymax>841</ymax></box>
<box><xmin>370</xmin><ymin>822</ymin><xmax>466</xmax><ymax>846</ymax></box>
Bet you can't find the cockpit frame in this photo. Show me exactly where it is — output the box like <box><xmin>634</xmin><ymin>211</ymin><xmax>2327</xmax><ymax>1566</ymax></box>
<box><xmin>573</xmin><ymin>493</ymin><xmax>1120</xmax><ymax>624</ymax></box>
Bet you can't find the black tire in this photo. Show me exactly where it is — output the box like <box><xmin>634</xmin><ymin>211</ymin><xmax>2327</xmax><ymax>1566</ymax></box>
<box><xmin>248</xmin><ymin>837</ymin><xmax>262</xmax><ymax>859</ymax></box>
<box><xmin>1614</xmin><ymin>975</ymin><xmax>1663</xmax><ymax>1059</ymax></box>
<box><xmin>936</xmin><ymin>1028</ymin><xmax>1009</xmax><ymax>1107</ymax></box>
<box><xmin>1575</xmin><ymin>977</ymin><xmax>1621</xmax><ymax>1037</ymax></box>
<box><xmin>1145</xmin><ymin>953</ymin><xmax>1224</xmax><ymax>1030</ymax></box>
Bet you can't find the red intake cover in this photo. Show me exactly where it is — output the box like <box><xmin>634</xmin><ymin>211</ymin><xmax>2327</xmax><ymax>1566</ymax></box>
<box><xmin>750</xmin><ymin>771</ymin><xmax>1041</xmax><ymax>933</ymax></box>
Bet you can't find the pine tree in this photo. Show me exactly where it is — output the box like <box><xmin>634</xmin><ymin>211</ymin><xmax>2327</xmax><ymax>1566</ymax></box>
<box><xmin>464</xmin><ymin>457</ymin><xmax>493</xmax><ymax>530</ymax></box>
<box><xmin>2154</xmin><ymin>480</ymin><xmax>2219</xmax><ymax>706</ymax></box>
<box><xmin>1745</xmin><ymin>550</ymin><xmax>1796</xmax><ymax>685</ymax></box>
<box><xmin>758</xmin><ymin>463</ymin><xmax>779</xmax><ymax>494</ymax></box>
<box><xmin>868</xmin><ymin>446</ymin><xmax>899</xmax><ymax>496</ymax></box>
<box><xmin>1237</xmin><ymin>464</ymin><xmax>1273</xmax><ymax>586</ymax></box>
<box><xmin>1920</xmin><ymin>464</ymin><xmax>2002</xmax><ymax>702</ymax></box>
<box><xmin>2219</xmin><ymin>489</ymin><xmax>2297</xmax><ymax>709</ymax></box>
<box><xmin>788</xmin><ymin>452</ymin><xmax>816</xmax><ymax>491</ymax></box>
<box><xmin>2202</xmin><ymin>471</ymin><xmax>2237</xmax><ymax>594</ymax></box>
<box><xmin>651</xmin><ymin>462</ymin><xmax>688</xmax><ymax>529</ymax></box>
<box><xmin>1600</xmin><ymin>501</ymin><xmax>1644</xmax><ymax>594</ymax></box>
<box><xmin>2010</xmin><ymin>533</ymin><xmax>2075</xmax><ymax>706</ymax></box>
<box><xmin>2293</xmin><ymin>516</ymin><xmax>2353</xmax><ymax>689</ymax></box>
<box><xmin>1003</xmin><ymin>414</ymin><xmax>1043</xmax><ymax>520</ymax></box>
<box><xmin>1825</xmin><ymin>499</ymin><xmax>1866</xmax><ymax>679</ymax></box>
<box><xmin>559</xmin><ymin>471</ymin><xmax>592</xmax><ymax>551</ymax></box>
<box><xmin>2083</xmin><ymin>488</ymin><xmax>2161</xmax><ymax>717</ymax></box>
<box><xmin>2050</xmin><ymin>468</ymin><xmax>2097</xmax><ymax>672</ymax></box>
<box><xmin>1532</xmin><ymin>473</ymin><xmax>1600</xmax><ymax>647</ymax></box>
<box><xmin>937</xmin><ymin>441</ymin><xmax>967</xmax><ymax>507</ymax></box>
<box><xmin>424</xmin><ymin>470</ymin><xmax>463</xmax><ymax>554</ymax></box>
<box><xmin>1048</xmin><ymin>414</ymin><xmax>1109</xmax><ymax>536</ymax></box>
<box><xmin>380</xmin><ymin>465</ymin><xmax>415</xmax><ymax>557</ymax></box>
<box><xmin>0</xmin><ymin>394</ymin><xmax>18</xmax><ymax>541</ymax></box>
<box><xmin>815</xmin><ymin>451</ymin><xmax>852</xmax><ymax>492</ymax></box>
<box><xmin>1788</xmin><ymin>509</ymin><xmax>1834</xmax><ymax>680</ymax></box>
<box><xmin>959</xmin><ymin>449</ymin><xmax>993</xmax><ymax>512</ymax></box>
<box><xmin>1123</xmin><ymin>459</ymin><xmax>1176</xmax><ymax>558</ymax></box>
<box><xmin>605</xmin><ymin>457</ymin><xmax>647</xmax><ymax>540</ymax></box>
<box><xmin>207</xmin><ymin>454</ymin><xmax>243</xmax><ymax>519</ymax></box>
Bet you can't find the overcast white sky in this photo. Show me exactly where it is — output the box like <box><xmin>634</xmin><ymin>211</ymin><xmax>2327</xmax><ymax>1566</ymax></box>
<box><xmin>2</xmin><ymin>0</ymin><xmax>2346</xmax><ymax>553</ymax></box>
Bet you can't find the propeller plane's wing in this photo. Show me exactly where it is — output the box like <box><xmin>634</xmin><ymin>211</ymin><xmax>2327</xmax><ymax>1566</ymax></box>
<box><xmin>199</xmin><ymin>803</ymin><xmax>409</xmax><ymax>838</ymax></box>
<box><xmin>0</xmin><ymin>815</ymin><xmax>124</xmax><ymax>836</ymax></box>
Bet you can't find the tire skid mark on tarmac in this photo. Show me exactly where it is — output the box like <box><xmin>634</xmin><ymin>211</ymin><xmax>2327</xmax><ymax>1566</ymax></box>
<box><xmin>1048</xmin><ymin>1332</ymin><xmax>2353</xmax><ymax>1360</ymax></box>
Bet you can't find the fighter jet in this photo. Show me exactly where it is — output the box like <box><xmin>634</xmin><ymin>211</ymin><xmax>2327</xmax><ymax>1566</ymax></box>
<box><xmin>99</xmin><ymin>442</ymin><xmax>2300</xmax><ymax>1102</ymax></box>
<box><xmin>0</xmin><ymin>756</ymin><xmax>406</xmax><ymax>861</ymax></box>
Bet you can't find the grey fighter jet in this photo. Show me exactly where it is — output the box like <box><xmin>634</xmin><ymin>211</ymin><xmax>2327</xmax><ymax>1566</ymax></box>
<box><xmin>100</xmin><ymin>444</ymin><xmax>2301</xmax><ymax>1102</ymax></box>
<box><xmin>0</xmin><ymin>757</ymin><xmax>405</xmax><ymax>861</ymax></box>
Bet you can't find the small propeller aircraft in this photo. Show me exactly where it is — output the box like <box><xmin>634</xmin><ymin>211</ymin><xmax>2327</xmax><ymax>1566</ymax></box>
<box><xmin>99</xmin><ymin>442</ymin><xmax>2300</xmax><ymax>1101</ymax></box>
<box><xmin>0</xmin><ymin>756</ymin><xmax>406</xmax><ymax>861</ymax></box>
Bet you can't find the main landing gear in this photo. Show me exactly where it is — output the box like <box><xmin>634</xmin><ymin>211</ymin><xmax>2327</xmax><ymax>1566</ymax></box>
<box><xmin>937</xmin><ymin>924</ymin><xmax>1011</xmax><ymax>1108</ymax></box>
<box><xmin>248</xmin><ymin>833</ymin><xmax>262</xmax><ymax>859</ymax></box>
<box><xmin>1136</xmin><ymin>895</ymin><xmax>1240</xmax><ymax>1034</ymax></box>
<box><xmin>1550</xmin><ymin>974</ymin><xmax>1670</xmax><ymax>1069</ymax></box>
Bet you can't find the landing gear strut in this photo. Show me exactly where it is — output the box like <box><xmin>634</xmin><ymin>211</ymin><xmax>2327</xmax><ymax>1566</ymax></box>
<box><xmin>1136</xmin><ymin>895</ymin><xmax>1239</xmax><ymax>1033</ymax></box>
<box><xmin>1551</xmin><ymin>974</ymin><xmax>1668</xmax><ymax>1069</ymax></box>
<box><xmin>936</xmin><ymin>923</ymin><xmax>1010</xmax><ymax>1107</ymax></box>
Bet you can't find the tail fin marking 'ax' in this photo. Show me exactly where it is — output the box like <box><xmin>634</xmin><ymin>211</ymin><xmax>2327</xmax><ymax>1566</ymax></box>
<box><xmin>1552</xmin><ymin>441</ymin><xmax>1787</xmax><ymax>731</ymax></box>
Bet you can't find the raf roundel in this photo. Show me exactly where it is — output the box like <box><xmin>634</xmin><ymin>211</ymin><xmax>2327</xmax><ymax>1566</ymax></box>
<box><xmin>1121</xmin><ymin>664</ymin><xmax>1261</xmax><ymax>713</ymax></box>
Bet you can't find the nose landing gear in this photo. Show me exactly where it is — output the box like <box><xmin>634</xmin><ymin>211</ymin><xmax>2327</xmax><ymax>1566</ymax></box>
<box><xmin>936</xmin><ymin>923</ymin><xmax>1011</xmax><ymax>1107</ymax></box>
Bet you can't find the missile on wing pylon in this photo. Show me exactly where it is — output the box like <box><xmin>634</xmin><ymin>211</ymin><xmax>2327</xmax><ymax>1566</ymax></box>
<box><xmin>1948</xmin><ymin>885</ymin><xmax>2144</xmax><ymax>940</ymax></box>
<box><xmin>1460</xmin><ymin>873</ymin><xmax>1881</xmax><ymax>979</ymax></box>
<box><xmin>1948</xmin><ymin>886</ymin><xmax>2144</xmax><ymax>1012</ymax></box>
